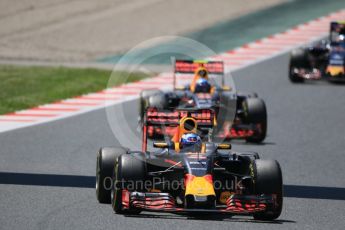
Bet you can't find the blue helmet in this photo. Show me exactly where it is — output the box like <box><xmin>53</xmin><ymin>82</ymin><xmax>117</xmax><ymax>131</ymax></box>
<box><xmin>180</xmin><ymin>133</ymin><xmax>201</xmax><ymax>148</ymax></box>
<box><xmin>194</xmin><ymin>78</ymin><xmax>211</xmax><ymax>93</ymax></box>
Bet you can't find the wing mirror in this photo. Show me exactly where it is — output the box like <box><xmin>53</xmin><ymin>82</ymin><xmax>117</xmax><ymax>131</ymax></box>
<box><xmin>221</xmin><ymin>86</ymin><xmax>232</xmax><ymax>91</ymax></box>
<box><xmin>153</xmin><ymin>142</ymin><xmax>174</xmax><ymax>149</ymax></box>
<box><xmin>153</xmin><ymin>142</ymin><xmax>168</xmax><ymax>148</ymax></box>
<box><xmin>217</xmin><ymin>143</ymin><xmax>232</xmax><ymax>150</ymax></box>
<box><xmin>175</xmin><ymin>86</ymin><xmax>186</xmax><ymax>90</ymax></box>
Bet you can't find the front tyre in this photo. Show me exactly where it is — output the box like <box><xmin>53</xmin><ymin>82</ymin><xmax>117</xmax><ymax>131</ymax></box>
<box><xmin>253</xmin><ymin>160</ymin><xmax>283</xmax><ymax>220</ymax></box>
<box><xmin>112</xmin><ymin>153</ymin><xmax>146</xmax><ymax>214</ymax></box>
<box><xmin>96</xmin><ymin>147</ymin><xmax>128</xmax><ymax>204</ymax></box>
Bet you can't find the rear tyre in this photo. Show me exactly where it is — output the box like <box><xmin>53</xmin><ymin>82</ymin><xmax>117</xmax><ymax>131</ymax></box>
<box><xmin>252</xmin><ymin>160</ymin><xmax>283</xmax><ymax>220</ymax></box>
<box><xmin>243</xmin><ymin>98</ymin><xmax>267</xmax><ymax>143</ymax></box>
<box><xmin>139</xmin><ymin>90</ymin><xmax>167</xmax><ymax>139</ymax></box>
<box><xmin>217</xmin><ymin>92</ymin><xmax>237</xmax><ymax>135</ymax></box>
<box><xmin>289</xmin><ymin>48</ymin><xmax>309</xmax><ymax>83</ymax></box>
<box><xmin>96</xmin><ymin>147</ymin><xmax>128</xmax><ymax>204</ymax></box>
<box><xmin>139</xmin><ymin>89</ymin><xmax>162</xmax><ymax>122</ymax></box>
<box><xmin>112</xmin><ymin>153</ymin><xmax>146</xmax><ymax>214</ymax></box>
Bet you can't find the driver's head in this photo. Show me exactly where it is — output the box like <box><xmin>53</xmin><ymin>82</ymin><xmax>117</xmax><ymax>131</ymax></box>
<box><xmin>196</xmin><ymin>67</ymin><xmax>208</xmax><ymax>79</ymax></box>
<box><xmin>180</xmin><ymin>133</ymin><xmax>201</xmax><ymax>150</ymax></box>
<box><xmin>337</xmin><ymin>34</ymin><xmax>345</xmax><ymax>42</ymax></box>
<box><xmin>194</xmin><ymin>78</ymin><xmax>211</xmax><ymax>93</ymax></box>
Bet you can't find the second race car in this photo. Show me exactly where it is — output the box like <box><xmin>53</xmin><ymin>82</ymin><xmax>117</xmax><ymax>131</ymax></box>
<box><xmin>139</xmin><ymin>59</ymin><xmax>267</xmax><ymax>143</ymax></box>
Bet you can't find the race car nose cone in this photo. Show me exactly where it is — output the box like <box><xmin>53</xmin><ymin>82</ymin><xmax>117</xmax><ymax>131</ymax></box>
<box><xmin>185</xmin><ymin>194</ymin><xmax>216</xmax><ymax>209</ymax></box>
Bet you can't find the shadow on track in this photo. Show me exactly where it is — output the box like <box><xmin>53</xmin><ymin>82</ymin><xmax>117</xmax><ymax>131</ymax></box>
<box><xmin>228</xmin><ymin>140</ymin><xmax>276</xmax><ymax>146</ymax></box>
<box><xmin>1</xmin><ymin>172</ymin><xmax>345</xmax><ymax>201</ymax></box>
<box><xmin>125</xmin><ymin>212</ymin><xmax>295</xmax><ymax>224</ymax></box>
<box><xmin>0</xmin><ymin>172</ymin><xmax>95</xmax><ymax>188</ymax></box>
<box><xmin>291</xmin><ymin>79</ymin><xmax>345</xmax><ymax>86</ymax></box>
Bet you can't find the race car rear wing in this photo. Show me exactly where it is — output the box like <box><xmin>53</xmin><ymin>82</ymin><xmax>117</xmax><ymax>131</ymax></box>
<box><xmin>145</xmin><ymin>108</ymin><xmax>216</xmax><ymax>127</ymax></box>
<box><xmin>142</xmin><ymin>108</ymin><xmax>216</xmax><ymax>151</ymax></box>
<box><xmin>172</xmin><ymin>59</ymin><xmax>225</xmax><ymax>89</ymax></box>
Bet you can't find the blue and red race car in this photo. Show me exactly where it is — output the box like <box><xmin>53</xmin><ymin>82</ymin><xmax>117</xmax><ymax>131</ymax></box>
<box><xmin>139</xmin><ymin>59</ymin><xmax>267</xmax><ymax>143</ymax></box>
<box><xmin>96</xmin><ymin>108</ymin><xmax>283</xmax><ymax>220</ymax></box>
<box><xmin>289</xmin><ymin>21</ymin><xmax>345</xmax><ymax>83</ymax></box>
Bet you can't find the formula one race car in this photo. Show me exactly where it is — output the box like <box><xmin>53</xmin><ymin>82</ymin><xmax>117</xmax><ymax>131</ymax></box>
<box><xmin>139</xmin><ymin>59</ymin><xmax>267</xmax><ymax>143</ymax></box>
<box><xmin>289</xmin><ymin>21</ymin><xmax>345</xmax><ymax>83</ymax></box>
<box><xmin>96</xmin><ymin>108</ymin><xmax>283</xmax><ymax>220</ymax></box>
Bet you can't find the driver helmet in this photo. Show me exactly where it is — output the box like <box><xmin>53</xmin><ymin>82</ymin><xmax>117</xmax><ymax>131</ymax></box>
<box><xmin>338</xmin><ymin>34</ymin><xmax>345</xmax><ymax>42</ymax></box>
<box><xmin>197</xmin><ymin>68</ymin><xmax>208</xmax><ymax>78</ymax></box>
<box><xmin>180</xmin><ymin>133</ymin><xmax>201</xmax><ymax>149</ymax></box>
<box><xmin>194</xmin><ymin>78</ymin><xmax>211</xmax><ymax>93</ymax></box>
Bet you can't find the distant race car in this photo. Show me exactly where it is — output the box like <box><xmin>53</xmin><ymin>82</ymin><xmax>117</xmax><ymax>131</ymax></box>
<box><xmin>289</xmin><ymin>21</ymin><xmax>345</xmax><ymax>83</ymax></box>
<box><xmin>139</xmin><ymin>59</ymin><xmax>267</xmax><ymax>143</ymax></box>
<box><xmin>96</xmin><ymin>108</ymin><xmax>283</xmax><ymax>220</ymax></box>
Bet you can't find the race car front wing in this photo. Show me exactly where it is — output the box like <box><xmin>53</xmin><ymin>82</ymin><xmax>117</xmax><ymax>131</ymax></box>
<box><xmin>121</xmin><ymin>190</ymin><xmax>275</xmax><ymax>214</ymax></box>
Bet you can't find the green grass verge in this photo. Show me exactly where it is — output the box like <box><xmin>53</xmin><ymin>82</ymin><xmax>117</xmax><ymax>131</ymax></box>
<box><xmin>0</xmin><ymin>65</ymin><xmax>150</xmax><ymax>115</ymax></box>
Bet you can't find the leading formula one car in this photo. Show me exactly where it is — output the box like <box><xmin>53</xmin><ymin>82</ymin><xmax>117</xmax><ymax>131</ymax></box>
<box><xmin>96</xmin><ymin>108</ymin><xmax>283</xmax><ymax>220</ymax></box>
<box><xmin>139</xmin><ymin>59</ymin><xmax>267</xmax><ymax>143</ymax></box>
<box><xmin>289</xmin><ymin>21</ymin><xmax>345</xmax><ymax>83</ymax></box>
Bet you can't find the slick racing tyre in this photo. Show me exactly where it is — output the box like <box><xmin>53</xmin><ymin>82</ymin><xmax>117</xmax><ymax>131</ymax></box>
<box><xmin>243</xmin><ymin>98</ymin><xmax>267</xmax><ymax>143</ymax></box>
<box><xmin>139</xmin><ymin>89</ymin><xmax>162</xmax><ymax>122</ymax></box>
<box><xmin>96</xmin><ymin>147</ymin><xmax>128</xmax><ymax>204</ymax></box>
<box><xmin>217</xmin><ymin>91</ymin><xmax>237</xmax><ymax>132</ymax></box>
<box><xmin>252</xmin><ymin>160</ymin><xmax>283</xmax><ymax>220</ymax></box>
<box><xmin>289</xmin><ymin>48</ymin><xmax>309</xmax><ymax>83</ymax></box>
<box><xmin>112</xmin><ymin>153</ymin><xmax>146</xmax><ymax>214</ymax></box>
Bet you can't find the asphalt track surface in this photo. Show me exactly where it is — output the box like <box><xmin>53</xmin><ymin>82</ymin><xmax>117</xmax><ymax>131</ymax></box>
<box><xmin>1</xmin><ymin>53</ymin><xmax>345</xmax><ymax>230</ymax></box>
